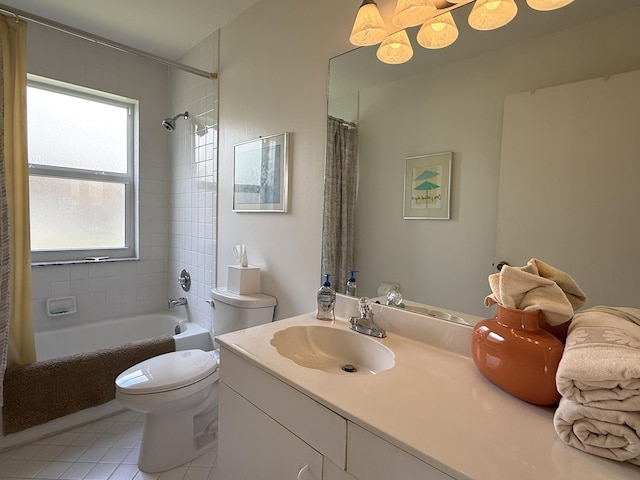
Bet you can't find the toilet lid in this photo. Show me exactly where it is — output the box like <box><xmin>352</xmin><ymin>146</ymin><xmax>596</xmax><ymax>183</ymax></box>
<box><xmin>115</xmin><ymin>349</ymin><xmax>218</xmax><ymax>394</ymax></box>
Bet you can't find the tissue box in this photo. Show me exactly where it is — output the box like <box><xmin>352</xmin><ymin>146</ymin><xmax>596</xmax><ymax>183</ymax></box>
<box><xmin>228</xmin><ymin>265</ymin><xmax>261</xmax><ymax>294</ymax></box>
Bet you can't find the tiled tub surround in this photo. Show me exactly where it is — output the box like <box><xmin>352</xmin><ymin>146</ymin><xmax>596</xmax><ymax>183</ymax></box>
<box><xmin>216</xmin><ymin>294</ymin><xmax>640</xmax><ymax>480</ymax></box>
<box><xmin>167</xmin><ymin>33</ymin><xmax>219</xmax><ymax>337</ymax></box>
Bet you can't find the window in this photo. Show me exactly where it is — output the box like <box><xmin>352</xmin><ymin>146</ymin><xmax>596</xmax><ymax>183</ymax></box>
<box><xmin>27</xmin><ymin>76</ymin><xmax>138</xmax><ymax>263</ymax></box>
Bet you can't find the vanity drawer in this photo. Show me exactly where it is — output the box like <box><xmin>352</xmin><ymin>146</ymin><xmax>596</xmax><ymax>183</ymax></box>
<box><xmin>220</xmin><ymin>347</ymin><xmax>347</xmax><ymax>468</ymax></box>
<box><xmin>347</xmin><ymin>422</ymin><xmax>455</xmax><ymax>480</ymax></box>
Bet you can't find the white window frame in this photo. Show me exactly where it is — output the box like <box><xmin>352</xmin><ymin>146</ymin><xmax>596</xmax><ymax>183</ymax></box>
<box><xmin>27</xmin><ymin>75</ymin><xmax>139</xmax><ymax>264</ymax></box>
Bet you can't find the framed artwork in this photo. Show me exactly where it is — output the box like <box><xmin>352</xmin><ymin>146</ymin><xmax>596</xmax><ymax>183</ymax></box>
<box><xmin>233</xmin><ymin>132</ymin><xmax>289</xmax><ymax>212</ymax></box>
<box><xmin>403</xmin><ymin>152</ymin><xmax>452</xmax><ymax>220</ymax></box>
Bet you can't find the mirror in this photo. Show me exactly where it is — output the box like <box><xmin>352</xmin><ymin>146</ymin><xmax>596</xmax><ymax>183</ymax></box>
<box><xmin>326</xmin><ymin>0</ymin><xmax>640</xmax><ymax>318</ymax></box>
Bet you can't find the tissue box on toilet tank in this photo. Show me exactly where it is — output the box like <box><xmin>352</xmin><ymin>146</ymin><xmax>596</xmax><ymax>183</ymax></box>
<box><xmin>228</xmin><ymin>265</ymin><xmax>261</xmax><ymax>294</ymax></box>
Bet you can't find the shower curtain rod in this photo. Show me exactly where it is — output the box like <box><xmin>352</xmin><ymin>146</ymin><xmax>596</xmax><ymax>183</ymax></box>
<box><xmin>0</xmin><ymin>3</ymin><xmax>218</xmax><ymax>80</ymax></box>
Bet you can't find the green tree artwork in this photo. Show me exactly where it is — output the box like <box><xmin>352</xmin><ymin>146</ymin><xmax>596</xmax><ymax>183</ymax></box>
<box><xmin>412</xmin><ymin>167</ymin><xmax>442</xmax><ymax>208</ymax></box>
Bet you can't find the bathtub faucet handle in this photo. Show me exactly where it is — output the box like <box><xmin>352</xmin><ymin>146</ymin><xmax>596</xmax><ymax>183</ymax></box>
<box><xmin>168</xmin><ymin>297</ymin><xmax>188</xmax><ymax>309</ymax></box>
<box><xmin>178</xmin><ymin>269</ymin><xmax>191</xmax><ymax>292</ymax></box>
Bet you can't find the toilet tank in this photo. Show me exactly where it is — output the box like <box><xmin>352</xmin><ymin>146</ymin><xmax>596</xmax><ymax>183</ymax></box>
<box><xmin>210</xmin><ymin>288</ymin><xmax>277</xmax><ymax>342</ymax></box>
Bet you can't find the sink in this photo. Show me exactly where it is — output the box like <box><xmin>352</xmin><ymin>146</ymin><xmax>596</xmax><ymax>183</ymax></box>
<box><xmin>270</xmin><ymin>325</ymin><xmax>395</xmax><ymax>375</ymax></box>
<box><xmin>404</xmin><ymin>306</ymin><xmax>470</xmax><ymax>325</ymax></box>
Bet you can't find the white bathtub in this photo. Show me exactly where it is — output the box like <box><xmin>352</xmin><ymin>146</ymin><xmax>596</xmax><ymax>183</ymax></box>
<box><xmin>1</xmin><ymin>313</ymin><xmax>213</xmax><ymax>450</ymax></box>
<box><xmin>35</xmin><ymin>313</ymin><xmax>212</xmax><ymax>361</ymax></box>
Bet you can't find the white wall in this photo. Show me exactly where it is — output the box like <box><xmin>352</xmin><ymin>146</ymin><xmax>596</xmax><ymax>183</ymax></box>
<box><xmin>217</xmin><ymin>0</ymin><xmax>354</xmax><ymax>319</ymax></box>
<box><xmin>27</xmin><ymin>24</ymin><xmax>173</xmax><ymax>332</ymax></box>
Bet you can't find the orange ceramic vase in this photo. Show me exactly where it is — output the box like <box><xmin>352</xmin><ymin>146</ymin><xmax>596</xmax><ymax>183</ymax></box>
<box><xmin>471</xmin><ymin>305</ymin><xmax>563</xmax><ymax>406</ymax></box>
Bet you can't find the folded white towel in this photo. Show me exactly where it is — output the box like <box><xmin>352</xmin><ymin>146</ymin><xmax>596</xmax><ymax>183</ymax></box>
<box><xmin>554</xmin><ymin>397</ymin><xmax>640</xmax><ymax>465</ymax></box>
<box><xmin>555</xmin><ymin>308</ymin><xmax>640</xmax><ymax>411</ymax></box>
<box><xmin>484</xmin><ymin>258</ymin><xmax>586</xmax><ymax>326</ymax></box>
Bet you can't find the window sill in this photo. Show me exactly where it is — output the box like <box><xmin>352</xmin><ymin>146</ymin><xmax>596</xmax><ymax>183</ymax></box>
<box><xmin>32</xmin><ymin>256</ymin><xmax>140</xmax><ymax>267</ymax></box>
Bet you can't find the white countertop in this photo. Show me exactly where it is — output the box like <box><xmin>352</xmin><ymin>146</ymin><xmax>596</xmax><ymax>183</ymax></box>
<box><xmin>216</xmin><ymin>296</ymin><xmax>640</xmax><ymax>480</ymax></box>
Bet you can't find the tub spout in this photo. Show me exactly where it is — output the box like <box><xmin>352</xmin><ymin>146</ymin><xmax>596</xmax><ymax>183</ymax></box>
<box><xmin>168</xmin><ymin>297</ymin><xmax>188</xmax><ymax>309</ymax></box>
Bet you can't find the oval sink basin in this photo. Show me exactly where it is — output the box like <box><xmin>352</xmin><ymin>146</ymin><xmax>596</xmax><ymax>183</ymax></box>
<box><xmin>270</xmin><ymin>325</ymin><xmax>395</xmax><ymax>375</ymax></box>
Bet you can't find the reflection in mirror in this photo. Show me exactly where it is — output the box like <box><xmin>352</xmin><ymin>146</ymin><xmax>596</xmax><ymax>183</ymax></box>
<box><xmin>324</xmin><ymin>0</ymin><xmax>640</xmax><ymax>318</ymax></box>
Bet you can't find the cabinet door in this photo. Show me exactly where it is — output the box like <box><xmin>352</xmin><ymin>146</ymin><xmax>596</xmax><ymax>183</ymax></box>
<box><xmin>324</xmin><ymin>458</ymin><xmax>357</xmax><ymax>480</ymax></box>
<box><xmin>220</xmin><ymin>348</ymin><xmax>346</xmax><ymax>467</ymax></box>
<box><xmin>219</xmin><ymin>383</ymin><xmax>322</xmax><ymax>480</ymax></box>
<box><xmin>347</xmin><ymin>423</ymin><xmax>455</xmax><ymax>480</ymax></box>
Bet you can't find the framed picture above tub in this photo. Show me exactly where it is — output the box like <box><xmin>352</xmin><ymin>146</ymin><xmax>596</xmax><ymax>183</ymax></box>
<box><xmin>403</xmin><ymin>152</ymin><xmax>452</xmax><ymax>220</ymax></box>
<box><xmin>233</xmin><ymin>132</ymin><xmax>289</xmax><ymax>212</ymax></box>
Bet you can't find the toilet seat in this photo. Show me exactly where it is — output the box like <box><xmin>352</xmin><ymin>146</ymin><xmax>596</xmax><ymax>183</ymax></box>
<box><xmin>116</xmin><ymin>349</ymin><xmax>218</xmax><ymax>394</ymax></box>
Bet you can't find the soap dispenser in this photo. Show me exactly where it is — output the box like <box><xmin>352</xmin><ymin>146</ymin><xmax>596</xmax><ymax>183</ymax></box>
<box><xmin>346</xmin><ymin>270</ymin><xmax>358</xmax><ymax>297</ymax></box>
<box><xmin>317</xmin><ymin>274</ymin><xmax>336</xmax><ymax>320</ymax></box>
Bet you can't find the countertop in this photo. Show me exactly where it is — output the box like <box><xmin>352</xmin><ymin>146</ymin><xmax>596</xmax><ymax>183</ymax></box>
<box><xmin>216</xmin><ymin>295</ymin><xmax>639</xmax><ymax>480</ymax></box>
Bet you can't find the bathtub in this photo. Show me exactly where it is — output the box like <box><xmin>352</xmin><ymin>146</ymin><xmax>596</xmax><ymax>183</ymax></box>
<box><xmin>35</xmin><ymin>313</ymin><xmax>212</xmax><ymax>361</ymax></box>
<box><xmin>1</xmin><ymin>314</ymin><xmax>213</xmax><ymax>450</ymax></box>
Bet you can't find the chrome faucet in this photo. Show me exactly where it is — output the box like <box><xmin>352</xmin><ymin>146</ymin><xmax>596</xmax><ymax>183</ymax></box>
<box><xmin>168</xmin><ymin>297</ymin><xmax>188</xmax><ymax>309</ymax></box>
<box><xmin>350</xmin><ymin>297</ymin><xmax>386</xmax><ymax>338</ymax></box>
<box><xmin>385</xmin><ymin>287</ymin><xmax>405</xmax><ymax>308</ymax></box>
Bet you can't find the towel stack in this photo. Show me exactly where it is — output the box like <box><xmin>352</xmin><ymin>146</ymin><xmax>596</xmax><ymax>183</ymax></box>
<box><xmin>553</xmin><ymin>307</ymin><xmax>640</xmax><ymax>465</ymax></box>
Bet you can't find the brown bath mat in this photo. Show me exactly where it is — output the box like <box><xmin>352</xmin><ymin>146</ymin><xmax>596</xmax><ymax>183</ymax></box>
<box><xmin>2</xmin><ymin>335</ymin><xmax>175</xmax><ymax>435</ymax></box>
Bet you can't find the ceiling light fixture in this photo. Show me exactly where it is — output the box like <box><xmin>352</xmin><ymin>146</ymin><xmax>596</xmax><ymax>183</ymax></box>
<box><xmin>468</xmin><ymin>0</ymin><xmax>518</xmax><ymax>31</ymax></box>
<box><xmin>350</xmin><ymin>0</ymin><xmax>389</xmax><ymax>46</ymax></box>
<box><xmin>350</xmin><ymin>0</ymin><xmax>575</xmax><ymax>65</ymax></box>
<box><xmin>392</xmin><ymin>0</ymin><xmax>438</xmax><ymax>28</ymax></box>
<box><xmin>377</xmin><ymin>29</ymin><xmax>414</xmax><ymax>64</ymax></box>
<box><xmin>416</xmin><ymin>11</ymin><xmax>458</xmax><ymax>49</ymax></box>
<box><xmin>526</xmin><ymin>0</ymin><xmax>574</xmax><ymax>11</ymax></box>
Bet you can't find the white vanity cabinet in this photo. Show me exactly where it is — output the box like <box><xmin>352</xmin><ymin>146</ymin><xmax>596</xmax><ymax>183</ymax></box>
<box><xmin>218</xmin><ymin>348</ymin><xmax>349</xmax><ymax>480</ymax></box>
<box><xmin>217</xmin><ymin>310</ymin><xmax>640</xmax><ymax>480</ymax></box>
<box><xmin>218</xmin><ymin>346</ymin><xmax>454</xmax><ymax>480</ymax></box>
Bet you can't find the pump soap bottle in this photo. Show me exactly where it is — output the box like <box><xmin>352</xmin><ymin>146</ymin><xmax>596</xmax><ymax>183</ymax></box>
<box><xmin>317</xmin><ymin>274</ymin><xmax>336</xmax><ymax>320</ymax></box>
<box><xmin>346</xmin><ymin>270</ymin><xmax>358</xmax><ymax>297</ymax></box>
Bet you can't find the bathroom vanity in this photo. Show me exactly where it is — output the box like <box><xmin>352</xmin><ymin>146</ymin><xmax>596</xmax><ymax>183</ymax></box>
<box><xmin>216</xmin><ymin>296</ymin><xmax>639</xmax><ymax>480</ymax></box>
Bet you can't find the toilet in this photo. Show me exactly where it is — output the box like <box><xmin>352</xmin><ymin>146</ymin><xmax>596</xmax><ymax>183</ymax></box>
<box><xmin>115</xmin><ymin>288</ymin><xmax>276</xmax><ymax>473</ymax></box>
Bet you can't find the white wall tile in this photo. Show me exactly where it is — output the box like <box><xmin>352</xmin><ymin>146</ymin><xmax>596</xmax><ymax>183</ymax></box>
<box><xmin>167</xmin><ymin>33</ymin><xmax>218</xmax><ymax>331</ymax></box>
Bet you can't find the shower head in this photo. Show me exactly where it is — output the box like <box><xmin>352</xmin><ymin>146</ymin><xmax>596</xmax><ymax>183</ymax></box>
<box><xmin>162</xmin><ymin>111</ymin><xmax>189</xmax><ymax>131</ymax></box>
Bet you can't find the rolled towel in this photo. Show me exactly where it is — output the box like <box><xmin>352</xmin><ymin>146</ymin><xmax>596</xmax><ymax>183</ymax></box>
<box><xmin>556</xmin><ymin>307</ymin><xmax>640</xmax><ymax>411</ymax></box>
<box><xmin>484</xmin><ymin>258</ymin><xmax>584</xmax><ymax>326</ymax></box>
<box><xmin>520</xmin><ymin>258</ymin><xmax>587</xmax><ymax>311</ymax></box>
<box><xmin>554</xmin><ymin>397</ymin><xmax>640</xmax><ymax>465</ymax></box>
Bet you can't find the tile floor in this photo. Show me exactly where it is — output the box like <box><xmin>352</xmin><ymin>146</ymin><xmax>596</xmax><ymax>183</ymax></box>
<box><xmin>0</xmin><ymin>411</ymin><xmax>217</xmax><ymax>480</ymax></box>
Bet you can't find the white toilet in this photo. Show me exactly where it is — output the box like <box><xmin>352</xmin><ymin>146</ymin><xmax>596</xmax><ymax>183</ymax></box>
<box><xmin>115</xmin><ymin>288</ymin><xmax>276</xmax><ymax>473</ymax></box>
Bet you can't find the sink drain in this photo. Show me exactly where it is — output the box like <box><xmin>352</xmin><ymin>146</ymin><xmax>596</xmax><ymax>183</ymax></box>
<box><xmin>342</xmin><ymin>364</ymin><xmax>357</xmax><ymax>373</ymax></box>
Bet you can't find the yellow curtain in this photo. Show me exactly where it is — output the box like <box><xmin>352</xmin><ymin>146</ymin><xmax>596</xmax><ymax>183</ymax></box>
<box><xmin>0</xmin><ymin>15</ymin><xmax>35</xmax><ymax>376</ymax></box>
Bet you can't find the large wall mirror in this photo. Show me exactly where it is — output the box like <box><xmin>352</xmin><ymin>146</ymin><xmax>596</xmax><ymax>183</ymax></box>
<box><xmin>325</xmin><ymin>0</ymin><xmax>640</xmax><ymax>318</ymax></box>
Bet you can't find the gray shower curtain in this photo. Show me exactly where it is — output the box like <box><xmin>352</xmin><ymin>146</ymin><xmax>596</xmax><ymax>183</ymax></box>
<box><xmin>321</xmin><ymin>116</ymin><xmax>358</xmax><ymax>294</ymax></box>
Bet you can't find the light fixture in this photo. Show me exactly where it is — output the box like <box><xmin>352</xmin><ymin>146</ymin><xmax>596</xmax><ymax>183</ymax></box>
<box><xmin>416</xmin><ymin>12</ymin><xmax>458</xmax><ymax>49</ymax></box>
<box><xmin>377</xmin><ymin>30</ymin><xmax>414</xmax><ymax>64</ymax></box>
<box><xmin>349</xmin><ymin>0</ymin><xmax>574</xmax><ymax>65</ymax></box>
<box><xmin>392</xmin><ymin>0</ymin><xmax>437</xmax><ymax>28</ymax></box>
<box><xmin>349</xmin><ymin>0</ymin><xmax>388</xmax><ymax>47</ymax></box>
<box><xmin>526</xmin><ymin>0</ymin><xmax>574</xmax><ymax>11</ymax></box>
<box><xmin>468</xmin><ymin>0</ymin><xmax>518</xmax><ymax>31</ymax></box>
